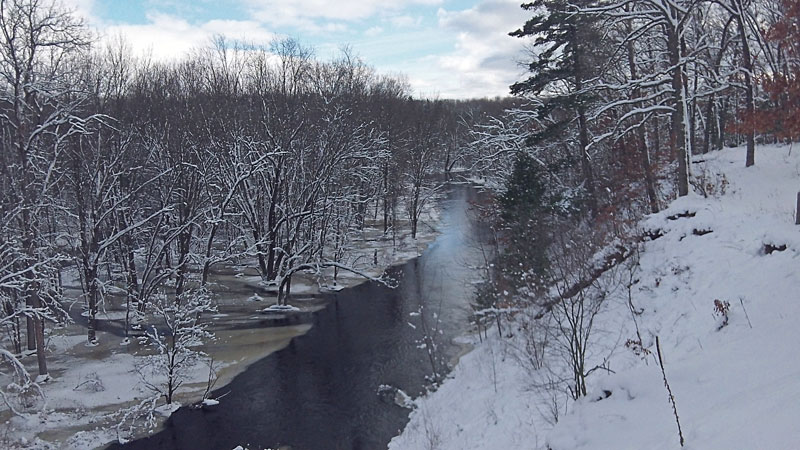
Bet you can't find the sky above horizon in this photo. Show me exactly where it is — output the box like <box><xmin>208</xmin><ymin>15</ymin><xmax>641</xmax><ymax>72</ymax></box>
<box><xmin>62</xmin><ymin>0</ymin><xmax>529</xmax><ymax>99</ymax></box>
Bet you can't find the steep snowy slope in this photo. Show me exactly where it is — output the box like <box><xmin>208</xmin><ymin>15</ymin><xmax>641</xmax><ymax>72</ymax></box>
<box><xmin>392</xmin><ymin>144</ymin><xmax>800</xmax><ymax>450</ymax></box>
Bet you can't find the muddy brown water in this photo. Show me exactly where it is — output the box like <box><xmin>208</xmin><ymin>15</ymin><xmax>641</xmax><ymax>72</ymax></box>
<box><xmin>112</xmin><ymin>183</ymin><xmax>489</xmax><ymax>450</ymax></box>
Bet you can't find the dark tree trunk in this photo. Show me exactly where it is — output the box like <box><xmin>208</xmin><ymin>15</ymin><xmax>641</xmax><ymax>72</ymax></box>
<box><xmin>410</xmin><ymin>185</ymin><xmax>420</xmax><ymax>239</ymax></box>
<box><xmin>383</xmin><ymin>161</ymin><xmax>390</xmax><ymax>234</ymax></box>
<box><xmin>31</xmin><ymin>292</ymin><xmax>47</xmax><ymax>377</ymax></box>
<box><xmin>703</xmin><ymin>16</ymin><xmax>733</xmax><ymax>155</ymax></box>
<box><xmin>702</xmin><ymin>97</ymin><xmax>716</xmax><ymax>155</ymax></box>
<box><xmin>627</xmin><ymin>30</ymin><xmax>659</xmax><ymax>213</ymax></box>
<box><xmin>573</xmin><ymin>27</ymin><xmax>598</xmax><ymax>217</ymax></box>
<box><xmin>86</xmin><ymin>265</ymin><xmax>98</xmax><ymax>344</ymax></box>
<box><xmin>734</xmin><ymin>0</ymin><xmax>756</xmax><ymax>167</ymax></box>
<box><xmin>717</xmin><ymin>97</ymin><xmax>729</xmax><ymax>150</ymax></box>
<box><xmin>795</xmin><ymin>192</ymin><xmax>800</xmax><ymax>225</ymax></box>
<box><xmin>26</xmin><ymin>307</ymin><xmax>36</xmax><ymax>351</ymax></box>
<box><xmin>174</xmin><ymin>223</ymin><xmax>194</xmax><ymax>304</ymax></box>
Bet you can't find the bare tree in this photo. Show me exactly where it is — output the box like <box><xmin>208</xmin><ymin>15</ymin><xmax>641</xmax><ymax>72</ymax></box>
<box><xmin>0</xmin><ymin>0</ymin><xmax>90</xmax><ymax>376</ymax></box>
<box><xmin>400</xmin><ymin>100</ymin><xmax>444</xmax><ymax>239</ymax></box>
<box><xmin>138</xmin><ymin>288</ymin><xmax>215</xmax><ymax>405</ymax></box>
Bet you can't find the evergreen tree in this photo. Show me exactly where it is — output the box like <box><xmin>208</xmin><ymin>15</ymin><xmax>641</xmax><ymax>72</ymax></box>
<box><xmin>498</xmin><ymin>153</ymin><xmax>556</xmax><ymax>280</ymax></box>
<box><xmin>472</xmin><ymin>153</ymin><xmax>557</xmax><ymax>316</ymax></box>
<box><xmin>510</xmin><ymin>0</ymin><xmax>606</xmax><ymax>218</ymax></box>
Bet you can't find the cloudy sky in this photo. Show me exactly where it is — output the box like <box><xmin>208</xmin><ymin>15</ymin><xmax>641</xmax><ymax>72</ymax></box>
<box><xmin>63</xmin><ymin>0</ymin><xmax>529</xmax><ymax>99</ymax></box>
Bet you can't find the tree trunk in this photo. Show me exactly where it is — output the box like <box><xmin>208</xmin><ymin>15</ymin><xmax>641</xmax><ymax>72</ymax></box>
<box><xmin>577</xmin><ymin>108</ymin><xmax>598</xmax><ymax>215</ymax></box>
<box><xmin>123</xmin><ymin>242</ymin><xmax>139</xmax><ymax>295</ymax></box>
<box><xmin>704</xmin><ymin>16</ymin><xmax>733</xmax><ymax>155</ymax></box>
<box><xmin>25</xmin><ymin>283</ymin><xmax>48</xmax><ymax>377</ymax></box>
<box><xmin>383</xmin><ymin>161</ymin><xmax>390</xmax><ymax>234</ymax></box>
<box><xmin>265</xmin><ymin>233</ymin><xmax>277</xmax><ymax>280</ymax></box>
<box><xmin>410</xmin><ymin>186</ymin><xmax>420</xmax><ymax>239</ymax></box>
<box><xmin>653</xmin><ymin>116</ymin><xmax>662</xmax><ymax>161</ymax></box>
<box><xmin>21</xmin><ymin>207</ymin><xmax>47</xmax><ymax>373</ymax></box>
<box><xmin>573</xmin><ymin>27</ymin><xmax>598</xmax><ymax>217</ymax></box>
<box><xmin>795</xmin><ymin>192</ymin><xmax>800</xmax><ymax>225</ymax></box>
<box><xmin>627</xmin><ymin>32</ymin><xmax>659</xmax><ymax>213</ymax></box>
<box><xmin>87</xmin><ymin>265</ymin><xmax>98</xmax><ymax>344</ymax></box>
<box><xmin>265</xmin><ymin>165</ymin><xmax>283</xmax><ymax>280</ymax></box>
<box><xmin>201</xmin><ymin>222</ymin><xmax>220</xmax><ymax>286</ymax></box>
<box><xmin>251</xmin><ymin>227</ymin><xmax>269</xmax><ymax>280</ymax></box>
<box><xmin>639</xmin><ymin>129</ymin><xmax>659</xmax><ymax>213</ymax></box>
<box><xmin>174</xmin><ymin>226</ymin><xmax>193</xmax><ymax>304</ymax></box>
<box><xmin>32</xmin><ymin>296</ymin><xmax>47</xmax><ymax>377</ymax></box>
<box><xmin>717</xmin><ymin>97</ymin><xmax>729</xmax><ymax>150</ymax></box>
<box><xmin>702</xmin><ymin>96</ymin><xmax>716</xmax><ymax>155</ymax></box>
<box><xmin>734</xmin><ymin>0</ymin><xmax>756</xmax><ymax>167</ymax></box>
<box><xmin>26</xmin><ymin>311</ymin><xmax>36</xmax><ymax>351</ymax></box>
<box><xmin>667</xmin><ymin>22</ymin><xmax>691</xmax><ymax>197</ymax></box>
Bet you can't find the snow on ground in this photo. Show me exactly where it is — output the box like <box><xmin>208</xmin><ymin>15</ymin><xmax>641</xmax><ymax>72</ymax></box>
<box><xmin>392</xmin><ymin>144</ymin><xmax>800</xmax><ymax>450</ymax></box>
<box><xmin>0</xmin><ymin>329</ymin><xmax>219</xmax><ymax>449</ymax></box>
<box><xmin>390</xmin><ymin>332</ymin><xmax>545</xmax><ymax>450</ymax></box>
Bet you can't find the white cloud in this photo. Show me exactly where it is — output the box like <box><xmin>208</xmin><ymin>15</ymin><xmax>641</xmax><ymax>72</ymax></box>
<box><xmin>437</xmin><ymin>0</ymin><xmax>523</xmax><ymax>34</ymax></box>
<box><xmin>59</xmin><ymin>0</ymin><xmax>98</xmax><ymax>21</ymax></box>
<box><xmin>100</xmin><ymin>13</ymin><xmax>276</xmax><ymax>61</ymax></box>
<box><xmin>60</xmin><ymin>0</ymin><xmax>528</xmax><ymax>99</ymax></box>
<box><xmin>365</xmin><ymin>26</ymin><xmax>384</xmax><ymax>37</ymax></box>
<box><xmin>57</xmin><ymin>0</ymin><xmax>277</xmax><ymax>61</ymax></box>
<box><xmin>241</xmin><ymin>0</ymin><xmax>440</xmax><ymax>30</ymax></box>
<box><xmin>350</xmin><ymin>0</ymin><xmax>527</xmax><ymax>99</ymax></box>
<box><xmin>420</xmin><ymin>0</ymin><xmax>527</xmax><ymax>98</ymax></box>
<box><xmin>389</xmin><ymin>15</ymin><xmax>422</xmax><ymax>28</ymax></box>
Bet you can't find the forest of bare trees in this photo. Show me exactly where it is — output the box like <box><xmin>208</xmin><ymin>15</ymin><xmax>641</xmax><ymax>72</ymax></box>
<box><xmin>0</xmin><ymin>0</ymin><xmax>516</xmax><ymax>409</ymax></box>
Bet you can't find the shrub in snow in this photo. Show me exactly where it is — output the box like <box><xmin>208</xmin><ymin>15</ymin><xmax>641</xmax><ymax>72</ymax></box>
<box><xmin>624</xmin><ymin>338</ymin><xmax>652</xmax><ymax>359</ymax></box>
<box><xmin>412</xmin><ymin>303</ymin><xmax>448</xmax><ymax>386</ymax></box>
<box><xmin>110</xmin><ymin>395</ymin><xmax>160</xmax><ymax>443</ymax></box>
<box><xmin>0</xmin><ymin>349</ymin><xmax>45</xmax><ymax>415</ymax></box>
<box><xmin>714</xmin><ymin>299</ymin><xmax>731</xmax><ymax>330</ymax></box>
<box><xmin>73</xmin><ymin>373</ymin><xmax>105</xmax><ymax>393</ymax></box>
<box><xmin>516</xmin><ymin>229</ymin><xmax>619</xmax><ymax>406</ymax></box>
<box><xmin>3</xmin><ymin>377</ymin><xmax>45</xmax><ymax>412</ymax></box>
<box><xmin>136</xmin><ymin>288</ymin><xmax>216</xmax><ymax>405</ymax></box>
<box><xmin>690</xmin><ymin>164</ymin><xmax>729</xmax><ymax>198</ymax></box>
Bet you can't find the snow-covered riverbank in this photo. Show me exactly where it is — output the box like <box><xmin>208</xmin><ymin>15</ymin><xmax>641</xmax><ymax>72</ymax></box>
<box><xmin>0</xmin><ymin>195</ymin><xmax>446</xmax><ymax>449</ymax></box>
<box><xmin>392</xmin><ymin>144</ymin><xmax>800</xmax><ymax>449</ymax></box>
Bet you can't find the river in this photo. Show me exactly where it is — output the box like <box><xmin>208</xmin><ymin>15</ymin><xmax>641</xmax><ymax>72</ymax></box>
<box><xmin>115</xmin><ymin>183</ymin><xmax>488</xmax><ymax>450</ymax></box>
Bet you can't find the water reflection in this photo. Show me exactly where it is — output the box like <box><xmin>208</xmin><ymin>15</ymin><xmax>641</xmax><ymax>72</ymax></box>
<box><xmin>115</xmin><ymin>184</ymin><xmax>488</xmax><ymax>450</ymax></box>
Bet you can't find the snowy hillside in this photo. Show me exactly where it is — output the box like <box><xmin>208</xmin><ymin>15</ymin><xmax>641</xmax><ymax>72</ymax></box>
<box><xmin>392</xmin><ymin>144</ymin><xmax>800</xmax><ymax>450</ymax></box>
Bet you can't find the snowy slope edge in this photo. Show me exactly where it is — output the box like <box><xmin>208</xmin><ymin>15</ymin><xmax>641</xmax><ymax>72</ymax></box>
<box><xmin>391</xmin><ymin>144</ymin><xmax>800</xmax><ymax>450</ymax></box>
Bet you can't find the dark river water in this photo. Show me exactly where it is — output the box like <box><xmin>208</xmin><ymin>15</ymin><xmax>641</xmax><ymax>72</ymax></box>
<box><xmin>115</xmin><ymin>184</ymin><xmax>488</xmax><ymax>450</ymax></box>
